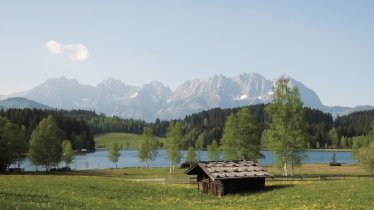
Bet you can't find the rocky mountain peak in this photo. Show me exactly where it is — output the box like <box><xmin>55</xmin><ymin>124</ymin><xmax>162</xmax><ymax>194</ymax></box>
<box><xmin>2</xmin><ymin>73</ymin><xmax>372</xmax><ymax>121</ymax></box>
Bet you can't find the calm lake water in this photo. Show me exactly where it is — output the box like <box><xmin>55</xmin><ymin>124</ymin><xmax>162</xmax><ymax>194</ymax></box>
<box><xmin>16</xmin><ymin>150</ymin><xmax>355</xmax><ymax>171</ymax></box>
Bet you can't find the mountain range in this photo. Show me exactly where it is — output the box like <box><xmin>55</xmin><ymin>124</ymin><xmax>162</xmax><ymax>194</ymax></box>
<box><xmin>0</xmin><ymin>73</ymin><xmax>373</xmax><ymax>121</ymax></box>
<box><xmin>0</xmin><ymin>97</ymin><xmax>52</xmax><ymax>110</ymax></box>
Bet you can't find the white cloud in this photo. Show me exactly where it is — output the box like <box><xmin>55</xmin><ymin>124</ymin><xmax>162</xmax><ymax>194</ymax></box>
<box><xmin>45</xmin><ymin>40</ymin><xmax>62</xmax><ymax>54</ymax></box>
<box><xmin>45</xmin><ymin>40</ymin><xmax>89</xmax><ymax>61</ymax></box>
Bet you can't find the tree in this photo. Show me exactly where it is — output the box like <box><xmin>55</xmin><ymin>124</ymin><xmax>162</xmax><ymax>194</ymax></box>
<box><xmin>262</xmin><ymin>78</ymin><xmax>309</xmax><ymax>177</ymax></box>
<box><xmin>356</xmin><ymin>144</ymin><xmax>374</xmax><ymax>176</ymax></box>
<box><xmin>29</xmin><ymin>115</ymin><xmax>65</xmax><ymax>171</ymax></box>
<box><xmin>62</xmin><ymin>140</ymin><xmax>74</xmax><ymax>167</ymax></box>
<box><xmin>236</xmin><ymin>107</ymin><xmax>262</xmax><ymax>160</ymax></box>
<box><xmin>138</xmin><ymin>127</ymin><xmax>159</xmax><ymax>168</ymax></box>
<box><xmin>108</xmin><ymin>142</ymin><xmax>121</xmax><ymax>168</ymax></box>
<box><xmin>0</xmin><ymin>117</ymin><xmax>28</xmax><ymax>172</ymax></box>
<box><xmin>221</xmin><ymin>108</ymin><xmax>262</xmax><ymax>161</ymax></box>
<box><xmin>185</xmin><ymin>147</ymin><xmax>196</xmax><ymax>167</ymax></box>
<box><xmin>165</xmin><ymin>122</ymin><xmax>183</xmax><ymax>173</ymax></box>
<box><xmin>207</xmin><ymin>140</ymin><xmax>221</xmax><ymax>161</ymax></box>
<box><xmin>328</xmin><ymin>128</ymin><xmax>340</xmax><ymax>149</ymax></box>
<box><xmin>195</xmin><ymin>131</ymin><xmax>207</xmax><ymax>160</ymax></box>
<box><xmin>221</xmin><ymin>113</ymin><xmax>238</xmax><ymax>160</ymax></box>
<box><xmin>340</xmin><ymin>136</ymin><xmax>348</xmax><ymax>149</ymax></box>
<box><xmin>352</xmin><ymin>127</ymin><xmax>374</xmax><ymax>175</ymax></box>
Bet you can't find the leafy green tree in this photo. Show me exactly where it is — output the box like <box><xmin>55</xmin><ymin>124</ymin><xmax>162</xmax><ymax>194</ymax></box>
<box><xmin>262</xmin><ymin>78</ymin><xmax>309</xmax><ymax>177</ymax></box>
<box><xmin>185</xmin><ymin>146</ymin><xmax>196</xmax><ymax>167</ymax></box>
<box><xmin>316</xmin><ymin>141</ymin><xmax>320</xmax><ymax>149</ymax></box>
<box><xmin>340</xmin><ymin>136</ymin><xmax>348</xmax><ymax>149</ymax></box>
<box><xmin>29</xmin><ymin>115</ymin><xmax>65</xmax><ymax>171</ymax></box>
<box><xmin>236</xmin><ymin>107</ymin><xmax>262</xmax><ymax>160</ymax></box>
<box><xmin>356</xmin><ymin>144</ymin><xmax>374</xmax><ymax>176</ymax></box>
<box><xmin>207</xmin><ymin>140</ymin><xmax>221</xmax><ymax>161</ymax></box>
<box><xmin>165</xmin><ymin>122</ymin><xmax>183</xmax><ymax>173</ymax></box>
<box><xmin>221</xmin><ymin>113</ymin><xmax>238</xmax><ymax>160</ymax></box>
<box><xmin>195</xmin><ymin>131</ymin><xmax>207</xmax><ymax>160</ymax></box>
<box><xmin>221</xmin><ymin>108</ymin><xmax>261</xmax><ymax>161</ymax></box>
<box><xmin>352</xmin><ymin>125</ymin><xmax>374</xmax><ymax>175</ymax></box>
<box><xmin>62</xmin><ymin>140</ymin><xmax>74</xmax><ymax>167</ymax></box>
<box><xmin>328</xmin><ymin>128</ymin><xmax>340</xmax><ymax>149</ymax></box>
<box><xmin>108</xmin><ymin>142</ymin><xmax>121</xmax><ymax>168</ymax></box>
<box><xmin>138</xmin><ymin>127</ymin><xmax>159</xmax><ymax>168</ymax></box>
<box><xmin>352</xmin><ymin>135</ymin><xmax>372</xmax><ymax>158</ymax></box>
<box><xmin>0</xmin><ymin>117</ymin><xmax>28</xmax><ymax>172</ymax></box>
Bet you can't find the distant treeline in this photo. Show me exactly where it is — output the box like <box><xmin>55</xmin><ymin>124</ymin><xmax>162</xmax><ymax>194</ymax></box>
<box><xmin>0</xmin><ymin>108</ymin><xmax>95</xmax><ymax>151</ymax></box>
<box><xmin>2</xmin><ymin>105</ymin><xmax>373</xmax><ymax>150</ymax></box>
<box><xmin>179</xmin><ymin>105</ymin><xmax>334</xmax><ymax>149</ymax></box>
<box><xmin>335</xmin><ymin>110</ymin><xmax>374</xmax><ymax>137</ymax></box>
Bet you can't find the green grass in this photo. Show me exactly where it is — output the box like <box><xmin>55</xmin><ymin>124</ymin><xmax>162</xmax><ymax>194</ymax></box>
<box><xmin>62</xmin><ymin>167</ymin><xmax>188</xmax><ymax>179</ymax></box>
<box><xmin>94</xmin><ymin>132</ymin><xmax>165</xmax><ymax>149</ymax></box>
<box><xmin>0</xmin><ymin>174</ymin><xmax>373</xmax><ymax>209</ymax></box>
<box><xmin>266</xmin><ymin>164</ymin><xmax>367</xmax><ymax>176</ymax></box>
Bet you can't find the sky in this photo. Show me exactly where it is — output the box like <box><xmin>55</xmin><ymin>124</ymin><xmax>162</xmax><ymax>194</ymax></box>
<box><xmin>0</xmin><ymin>0</ymin><xmax>373</xmax><ymax>107</ymax></box>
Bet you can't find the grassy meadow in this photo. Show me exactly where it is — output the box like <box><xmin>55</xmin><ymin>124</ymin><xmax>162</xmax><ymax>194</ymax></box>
<box><xmin>94</xmin><ymin>132</ymin><xmax>165</xmax><ymax>149</ymax></box>
<box><xmin>1</xmin><ymin>166</ymin><xmax>374</xmax><ymax>209</ymax></box>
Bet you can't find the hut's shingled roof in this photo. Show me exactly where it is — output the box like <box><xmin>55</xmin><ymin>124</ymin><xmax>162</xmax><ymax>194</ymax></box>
<box><xmin>185</xmin><ymin>160</ymin><xmax>273</xmax><ymax>181</ymax></box>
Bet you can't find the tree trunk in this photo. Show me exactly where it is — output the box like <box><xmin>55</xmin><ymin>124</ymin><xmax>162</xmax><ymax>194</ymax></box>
<box><xmin>291</xmin><ymin>164</ymin><xmax>294</xmax><ymax>177</ymax></box>
<box><xmin>283</xmin><ymin>163</ymin><xmax>288</xmax><ymax>179</ymax></box>
<box><xmin>169</xmin><ymin>163</ymin><xmax>172</xmax><ymax>174</ymax></box>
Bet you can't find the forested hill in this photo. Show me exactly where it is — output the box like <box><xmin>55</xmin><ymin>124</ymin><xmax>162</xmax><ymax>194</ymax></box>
<box><xmin>2</xmin><ymin>105</ymin><xmax>373</xmax><ymax>150</ymax></box>
<box><xmin>181</xmin><ymin>104</ymin><xmax>334</xmax><ymax>149</ymax></box>
<box><xmin>335</xmin><ymin>110</ymin><xmax>374</xmax><ymax>137</ymax></box>
<box><xmin>0</xmin><ymin>108</ymin><xmax>95</xmax><ymax>151</ymax></box>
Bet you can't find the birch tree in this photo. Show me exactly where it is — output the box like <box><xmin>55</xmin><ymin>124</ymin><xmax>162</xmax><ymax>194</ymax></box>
<box><xmin>62</xmin><ymin>140</ymin><xmax>74</xmax><ymax>167</ymax></box>
<box><xmin>262</xmin><ymin>78</ymin><xmax>309</xmax><ymax>177</ymax></box>
<box><xmin>29</xmin><ymin>115</ymin><xmax>65</xmax><ymax>171</ymax></box>
<box><xmin>207</xmin><ymin>140</ymin><xmax>221</xmax><ymax>161</ymax></box>
<box><xmin>221</xmin><ymin>108</ymin><xmax>261</xmax><ymax>161</ymax></box>
<box><xmin>185</xmin><ymin>146</ymin><xmax>196</xmax><ymax>167</ymax></box>
<box><xmin>138</xmin><ymin>127</ymin><xmax>159</xmax><ymax>168</ymax></box>
<box><xmin>165</xmin><ymin>122</ymin><xmax>183</xmax><ymax>173</ymax></box>
<box><xmin>108</xmin><ymin>142</ymin><xmax>120</xmax><ymax>168</ymax></box>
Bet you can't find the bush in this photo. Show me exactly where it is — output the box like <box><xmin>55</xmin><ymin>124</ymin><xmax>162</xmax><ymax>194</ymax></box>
<box><xmin>180</xmin><ymin>161</ymin><xmax>196</xmax><ymax>168</ymax></box>
<box><xmin>329</xmin><ymin>162</ymin><xmax>341</xmax><ymax>166</ymax></box>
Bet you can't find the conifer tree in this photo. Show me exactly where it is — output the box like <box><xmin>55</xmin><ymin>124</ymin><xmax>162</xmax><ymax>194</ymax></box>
<box><xmin>0</xmin><ymin>117</ymin><xmax>28</xmax><ymax>172</ymax></box>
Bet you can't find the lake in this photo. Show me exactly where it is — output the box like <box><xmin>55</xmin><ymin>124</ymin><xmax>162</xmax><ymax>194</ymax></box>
<box><xmin>16</xmin><ymin>149</ymin><xmax>355</xmax><ymax>171</ymax></box>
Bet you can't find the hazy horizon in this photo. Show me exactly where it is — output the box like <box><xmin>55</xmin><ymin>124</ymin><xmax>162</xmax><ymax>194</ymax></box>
<box><xmin>1</xmin><ymin>1</ymin><xmax>374</xmax><ymax>107</ymax></box>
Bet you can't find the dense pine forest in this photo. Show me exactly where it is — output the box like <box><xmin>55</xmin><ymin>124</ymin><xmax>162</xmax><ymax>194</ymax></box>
<box><xmin>1</xmin><ymin>105</ymin><xmax>373</xmax><ymax>151</ymax></box>
<box><xmin>0</xmin><ymin>108</ymin><xmax>95</xmax><ymax>151</ymax></box>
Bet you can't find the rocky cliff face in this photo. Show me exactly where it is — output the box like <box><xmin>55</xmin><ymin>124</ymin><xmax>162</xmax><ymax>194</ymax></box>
<box><xmin>4</xmin><ymin>73</ymin><xmax>372</xmax><ymax>121</ymax></box>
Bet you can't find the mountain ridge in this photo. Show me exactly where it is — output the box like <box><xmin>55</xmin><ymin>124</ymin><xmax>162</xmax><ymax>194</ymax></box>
<box><xmin>1</xmin><ymin>73</ymin><xmax>373</xmax><ymax>121</ymax></box>
<box><xmin>0</xmin><ymin>97</ymin><xmax>53</xmax><ymax>110</ymax></box>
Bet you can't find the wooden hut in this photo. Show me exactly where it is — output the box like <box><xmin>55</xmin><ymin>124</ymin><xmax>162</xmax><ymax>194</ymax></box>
<box><xmin>185</xmin><ymin>160</ymin><xmax>273</xmax><ymax>197</ymax></box>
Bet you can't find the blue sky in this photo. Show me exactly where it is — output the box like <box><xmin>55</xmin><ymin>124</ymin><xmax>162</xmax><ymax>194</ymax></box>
<box><xmin>0</xmin><ymin>1</ymin><xmax>373</xmax><ymax>107</ymax></box>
